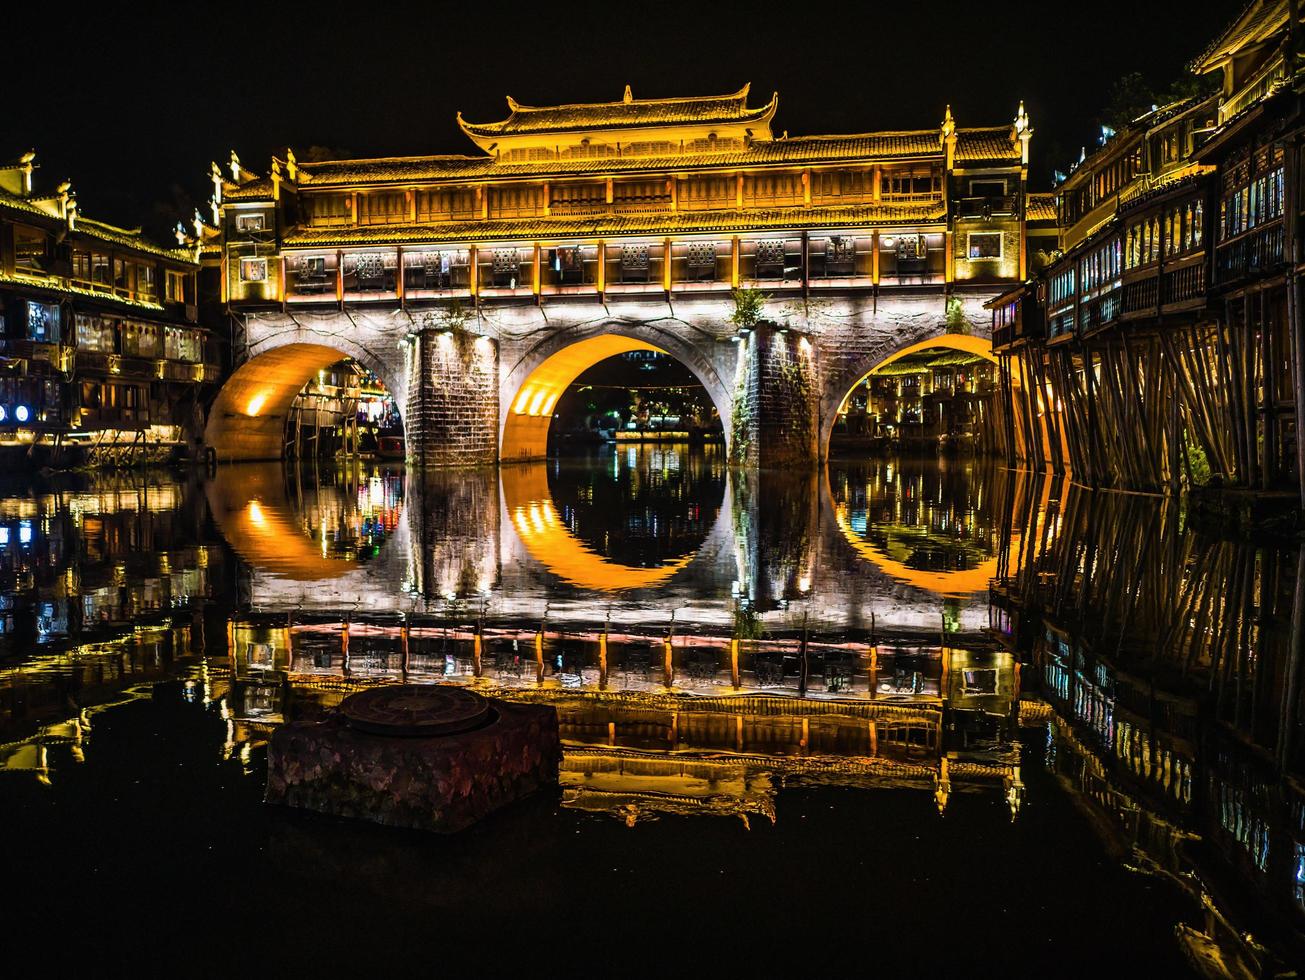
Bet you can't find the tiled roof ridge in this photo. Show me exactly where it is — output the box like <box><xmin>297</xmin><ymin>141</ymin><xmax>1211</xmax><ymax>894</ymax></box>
<box><xmin>503</xmin><ymin>83</ymin><xmax>752</xmax><ymax>114</ymax></box>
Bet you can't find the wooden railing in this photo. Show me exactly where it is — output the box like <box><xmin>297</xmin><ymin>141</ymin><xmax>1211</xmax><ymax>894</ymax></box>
<box><xmin>1215</xmin><ymin>222</ymin><xmax>1284</xmax><ymax>282</ymax></box>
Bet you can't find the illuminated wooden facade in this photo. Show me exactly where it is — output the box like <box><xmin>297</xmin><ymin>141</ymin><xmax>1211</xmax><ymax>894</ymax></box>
<box><xmin>994</xmin><ymin>3</ymin><xmax>1305</xmax><ymax>508</ymax></box>
<box><xmin>0</xmin><ymin>154</ymin><xmax>219</xmax><ymax>465</ymax></box>
<box><xmin>215</xmin><ymin>86</ymin><xmax>1032</xmax><ymax>308</ymax></box>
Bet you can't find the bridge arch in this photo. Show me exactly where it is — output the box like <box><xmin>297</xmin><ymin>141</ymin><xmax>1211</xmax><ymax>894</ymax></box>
<box><xmin>499</xmin><ymin>324</ymin><xmax>733</xmax><ymax>462</ymax></box>
<box><xmin>205</xmin><ymin>341</ymin><xmax>405</xmax><ymax>463</ymax></box>
<box><xmin>818</xmin><ymin>332</ymin><xmax>1000</xmax><ymax>456</ymax></box>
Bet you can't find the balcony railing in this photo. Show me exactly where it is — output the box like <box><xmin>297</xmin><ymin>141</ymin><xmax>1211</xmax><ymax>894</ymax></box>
<box><xmin>955</xmin><ymin>195</ymin><xmax>1019</xmax><ymax>219</ymax></box>
<box><xmin>1162</xmin><ymin>260</ymin><xmax>1205</xmax><ymax>307</ymax></box>
<box><xmin>1215</xmin><ymin>222</ymin><xmax>1284</xmax><ymax>283</ymax></box>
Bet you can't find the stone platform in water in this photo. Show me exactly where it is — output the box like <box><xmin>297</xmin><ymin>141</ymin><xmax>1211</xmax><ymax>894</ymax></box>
<box><xmin>266</xmin><ymin>685</ymin><xmax>560</xmax><ymax>833</ymax></box>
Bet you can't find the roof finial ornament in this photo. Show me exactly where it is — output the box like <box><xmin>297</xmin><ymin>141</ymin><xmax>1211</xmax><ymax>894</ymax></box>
<box><xmin>286</xmin><ymin>147</ymin><xmax>298</xmax><ymax>182</ymax></box>
<box><xmin>210</xmin><ymin>162</ymin><xmax>223</xmax><ymax>205</ymax></box>
<box><xmin>941</xmin><ymin>105</ymin><xmax>956</xmax><ymax>145</ymax></box>
<box><xmin>623</xmin><ymin>84</ymin><xmax>633</xmax><ymax>103</ymax></box>
<box><xmin>229</xmin><ymin>150</ymin><xmax>242</xmax><ymax>182</ymax></box>
<box><xmin>19</xmin><ymin>150</ymin><xmax>35</xmax><ymax>196</ymax></box>
<box><xmin>1014</xmin><ymin>100</ymin><xmax>1032</xmax><ymax>165</ymax></box>
<box><xmin>56</xmin><ymin>181</ymin><xmax>76</xmax><ymax>230</ymax></box>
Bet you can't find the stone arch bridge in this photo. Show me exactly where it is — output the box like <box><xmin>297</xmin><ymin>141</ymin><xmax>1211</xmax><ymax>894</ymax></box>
<box><xmin>205</xmin><ymin>290</ymin><xmax>995</xmax><ymax>466</ymax></box>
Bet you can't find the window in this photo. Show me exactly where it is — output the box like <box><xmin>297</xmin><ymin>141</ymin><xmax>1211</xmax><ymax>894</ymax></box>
<box><xmin>166</xmin><ymin>270</ymin><xmax>189</xmax><ymax>303</ymax></box>
<box><xmin>358</xmin><ymin>192</ymin><xmax>407</xmax><ymax>225</ymax></box>
<box><xmin>72</xmin><ymin>250</ymin><xmax>92</xmax><ymax>282</ymax></box>
<box><xmin>76</xmin><ymin>314</ymin><xmax>116</xmax><ymax>353</ymax></box>
<box><xmin>14</xmin><ymin>225</ymin><xmax>48</xmax><ymax>272</ymax></box>
<box><xmin>164</xmin><ymin>327</ymin><xmax>202</xmax><ymax>362</ymax></box>
<box><xmin>240</xmin><ymin>258</ymin><xmax>268</xmax><ymax>282</ymax></box>
<box><xmin>967</xmin><ymin>233</ymin><xmax>1002</xmax><ymax>259</ymax></box>
<box><xmin>122</xmin><ymin>321</ymin><xmax>162</xmax><ymax>358</ymax></box>
<box><xmin>137</xmin><ymin>264</ymin><xmax>157</xmax><ymax>301</ymax></box>
<box><xmin>235</xmin><ymin>212</ymin><xmax>266</xmax><ymax>233</ymax></box>
<box><xmin>26</xmin><ymin>301</ymin><xmax>60</xmax><ymax>343</ymax></box>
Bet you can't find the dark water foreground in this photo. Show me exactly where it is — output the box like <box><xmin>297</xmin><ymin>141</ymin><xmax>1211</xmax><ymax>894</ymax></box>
<box><xmin>0</xmin><ymin>449</ymin><xmax>1300</xmax><ymax>975</ymax></box>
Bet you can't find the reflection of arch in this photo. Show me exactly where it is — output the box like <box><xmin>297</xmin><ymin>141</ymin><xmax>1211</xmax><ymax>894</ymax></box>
<box><xmin>832</xmin><ymin>500</ymin><xmax>1011</xmax><ymax>597</ymax></box>
<box><xmin>205</xmin><ymin>463</ymin><xmax>361</xmax><ymax>580</ymax></box>
<box><xmin>205</xmin><ymin>342</ymin><xmax>402</xmax><ymax>463</ymax></box>
<box><xmin>500</xmin><ymin>326</ymin><xmax>733</xmax><ymax>462</ymax></box>
<box><xmin>819</xmin><ymin>332</ymin><xmax>1002</xmax><ymax>455</ymax></box>
<box><xmin>500</xmin><ymin>462</ymin><xmax>695</xmax><ymax>591</ymax></box>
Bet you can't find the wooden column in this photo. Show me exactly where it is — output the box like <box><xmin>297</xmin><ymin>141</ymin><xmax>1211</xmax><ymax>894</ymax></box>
<box><xmin>871</xmin><ymin>230</ymin><xmax>881</xmax><ymax>285</ymax></box>
<box><xmin>731</xmin><ymin>236</ymin><xmax>740</xmax><ymax>287</ymax></box>
<box><xmin>396</xmin><ymin>246</ymin><xmax>405</xmax><ymax>307</ymax></box>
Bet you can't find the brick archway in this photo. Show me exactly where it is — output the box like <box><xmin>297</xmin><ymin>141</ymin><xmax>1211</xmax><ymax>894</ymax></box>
<box><xmin>204</xmin><ymin>341</ymin><xmax>404</xmax><ymax>463</ymax></box>
<box><xmin>818</xmin><ymin>332</ymin><xmax>999</xmax><ymax>456</ymax></box>
<box><xmin>499</xmin><ymin>324</ymin><xmax>734</xmax><ymax>463</ymax></box>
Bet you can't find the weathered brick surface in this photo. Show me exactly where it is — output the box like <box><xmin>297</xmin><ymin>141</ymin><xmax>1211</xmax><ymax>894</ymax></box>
<box><xmin>227</xmin><ymin>290</ymin><xmax>991</xmax><ymax>466</ymax></box>
<box><xmin>407</xmin><ymin>330</ymin><xmax>499</xmax><ymax>467</ymax></box>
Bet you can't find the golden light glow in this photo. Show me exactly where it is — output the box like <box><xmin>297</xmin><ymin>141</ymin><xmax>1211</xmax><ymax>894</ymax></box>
<box><xmin>834</xmin><ymin>333</ymin><xmax>1003</xmax><ymax>420</ymax></box>
<box><xmin>501</xmin><ymin>462</ymin><xmax>694</xmax><ymax>591</ymax></box>
<box><xmin>832</xmin><ymin>501</ymin><xmax>1010</xmax><ymax>597</ymax></box>
<box><xmin>502</xmin><ymin>334</ymin><xmax>665</xmax><ymax>461</ymax></box>
<box><xmin>206</xmin><ymin>464</ymin><xmax>362</xmax><ymax>580</ymax></box>
<box><xmin>206</xmin><ymin>343</ymin><xmax>372</xmax><ymax>462</ymax></box>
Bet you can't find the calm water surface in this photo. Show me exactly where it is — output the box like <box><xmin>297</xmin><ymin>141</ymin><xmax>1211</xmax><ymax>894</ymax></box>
<box><xmin>2</xmin><ymin>447</ymin><xmax>1301</xmax><ymax>974</ymax></box>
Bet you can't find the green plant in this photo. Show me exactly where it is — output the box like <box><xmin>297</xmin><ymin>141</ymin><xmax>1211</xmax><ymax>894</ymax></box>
<box><xmin>945</xmin><ymin>296</ymin><xmax>969</xmax><ymax>334</ymax></box>
<box><xmin>1185</xmin><ymin>439</ymin><xmax>1212</xmax><ymax>487</ymax></box>
<box><xmin>729</xmin><ymin>287</ymin><xmax>768</xmax><ymax>331</ymax></box>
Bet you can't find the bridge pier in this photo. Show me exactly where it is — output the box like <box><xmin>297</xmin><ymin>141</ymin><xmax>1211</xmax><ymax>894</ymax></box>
<box><xmin>730</xmin><ymin>324</ymin><xmax>820</xmax><ymax>468</ymax></box>
<box><xmin>407</xmin><ymin>328</ymin><xmax>499</xmax><ymax>468</ymax></box>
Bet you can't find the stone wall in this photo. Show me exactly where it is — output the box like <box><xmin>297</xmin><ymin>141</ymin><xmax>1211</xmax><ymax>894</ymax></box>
<box><xmin>219</xmin><ymin>290</ymin><xmax>992</xmax><ymax>467</ymax></box>
<box><xmin>407</xmin><ymin>329</ymin><xmax>499</xmax><ymax>467</ymax></box>
<box><xmin>730</xmin><ymin>325</ymin><xmax>818</xmax><ymax>468</ymax></box>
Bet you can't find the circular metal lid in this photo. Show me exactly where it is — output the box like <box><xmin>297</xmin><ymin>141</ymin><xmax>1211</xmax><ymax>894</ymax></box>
<box><xmin>341</xmin><ymin>685</ymin><xmax>491</xmax><ymax>737</ymax></box>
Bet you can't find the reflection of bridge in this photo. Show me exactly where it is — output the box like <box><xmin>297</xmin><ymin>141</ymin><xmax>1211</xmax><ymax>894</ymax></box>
<box><xmin>219</xmin><ymin>616</ymin><xmax>1023</xmax><ymax>823</ymax></box>
<box><xmin>208</xmin><ymin>459</ymin><xmax>1020</xmax><ymax>633</ymax></box>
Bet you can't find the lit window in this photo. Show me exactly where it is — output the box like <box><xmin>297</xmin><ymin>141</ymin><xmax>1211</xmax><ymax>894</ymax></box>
<box><xmin>236</xmin><ymin>212</ymin><xmax>266</xmax><ymax>233</ymax></box>
<box><xmin>967</xmin><ymin>233</ymin><xmax>1003</xmax><ymax>259</ymax></box>
<box><xmin>240</xmin><ymin>258</ymin><xmax>268</xmax><ymax>282</ymax></box>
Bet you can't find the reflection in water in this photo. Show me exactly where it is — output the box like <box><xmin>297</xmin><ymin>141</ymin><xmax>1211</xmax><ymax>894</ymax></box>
<box><xmin>829</xmin><ymin>457</ymin><xmax>1007</xmax><ymax>597</ymax></box>
<box><xmin>0</xmin><ymin>452</ymin><xmax>1301</xmax><ymax>970</ymax></box>
<box><xmin>546</xmin><ymin>444</ymin><xmax>725</xmax><ymax>568</ymax></box>
<box><xmin>991</xmin><ymin>476</ymin><xmax>1304</xmax><ymax>972</ymax></box>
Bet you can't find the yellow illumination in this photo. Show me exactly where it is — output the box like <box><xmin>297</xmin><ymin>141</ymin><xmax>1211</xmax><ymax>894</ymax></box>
<box><xmin>246</xmin><ymin>393</ymin><xmax>267</xmax><ymax>416</ymax></box>
<box><xmin>502</xmin><ymin>334</ymin><xmax>666</xmax><ymax>461</ymax></box>
<box><xmin>501</xmin><ymin>463</ymin><xmax>694</xmax><ymax>591</ymax></box>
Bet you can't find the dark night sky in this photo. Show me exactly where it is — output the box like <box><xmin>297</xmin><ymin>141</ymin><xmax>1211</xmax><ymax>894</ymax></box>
<box><xmin>6</xmin><ymin>0</ymin><xmax>1237</xmax><ymax>238</ymax></box>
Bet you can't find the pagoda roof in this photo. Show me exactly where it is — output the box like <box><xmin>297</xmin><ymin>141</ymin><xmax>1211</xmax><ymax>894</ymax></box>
<box><xmin>456</xmin><ymin>84</ymin><xmax>776</xmax><ymax>141</ymax></box>
<box><xmin>955</xmin><ymin>128</ymin><xmax>1019</xmax><ymax>162</ymax></box>
<box><xmin>1026</xmin><ymin>193</ymin><xmax>1057</xmax><ymax>222</ymax></box>
<box><xmin>1193</xmin><ymin>0</ymin><xmax>1294</xmax><ymax>72</ymax></box>
<box><xmin>0</xmin><ymin>186</ymin><xmax>192</xmax><ymax>263</ymax></box>
<box><xmin>282</xmin><ymin>199</ymin><xmax>947</xmax><ymax>249</ymax></box>
<box><xmin>76</xmin><ymin>217</ymin><xmax>195</xmax><ymax>262</ymax></box>
<box><xmin>287</xmin><ymin>128</ymin><xmax>987</xmax><ymax>190</ymax></box>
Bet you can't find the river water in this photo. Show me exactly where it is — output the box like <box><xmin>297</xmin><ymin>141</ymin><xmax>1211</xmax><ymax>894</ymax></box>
<box><xmin>1</xmin><ymin>447</ymin><xmax>1300</xmax><ymax>974</ymax></box>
